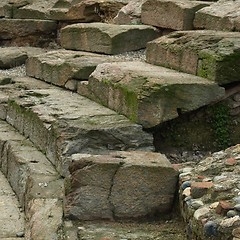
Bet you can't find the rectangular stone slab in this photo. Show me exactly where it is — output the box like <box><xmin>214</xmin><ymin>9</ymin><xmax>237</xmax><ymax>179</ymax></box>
<box><xmin>60</xmin><ymin>22</ymin><xmax>160</xmax><ymax>54</ymax></box>
<box><xmin>141</xmin><ymin>0</ymin><xmax>210</xmax><ymax>30</ymax></box>
<box><xmin>0</xmin><ymin>19</ymin><xmax>57</xmax><ymax>47</ymax></box>
<box><xmin>26</xmin><ymin>49</ymin><xmax>122</xmax><ymax>88</ymax></box>
<box><xmin>81</xmin><ymin>61</ymin><xmax>224</xmax><ymax>128</ymax></box>
<box><xmin>66</xmin><ymin>151</ymin><xmax>178</xmax><ymax>220</ymax></box>
<box><xmin>194</xmin><ymin>1</ymin><xmax>240</xmax><ymax>31</ymax></box>
<box><xmin>4</xmin><ymin>80</ymin><xmax>153</xmax><ymax>176</ymax></box>
<box><xmin>146</xmin><ymin>30</ymin><xmax>240</xmax><ymax>85</ymax></box>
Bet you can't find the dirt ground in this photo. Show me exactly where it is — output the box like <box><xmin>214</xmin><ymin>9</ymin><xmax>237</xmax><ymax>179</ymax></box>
<box><xmin>75</xmin><ymin>217</ymin><xmax>187</xmax><ymax>240</ymax></box>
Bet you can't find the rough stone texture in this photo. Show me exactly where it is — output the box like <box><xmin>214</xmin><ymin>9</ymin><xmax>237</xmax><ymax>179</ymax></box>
<box><xmin>81</xmin><ymin>61</ymin><xmax>225</xmax><ymax>128</ymax></box>
<box><xmin>141</xmin><ymin>0</ymin><xmax>210</xmax><ymax>30</ymax></box>
<box><xmin>146</xmin><ymin>30</ymin><xmax>240</xmax><ymax>85</ymax></box>
<box><xmin>0</xmin><ymin>47</ymin><xmax>48</xmax><ymax>69</ymax></box>
<box><xmin>0</xmin><ymin>19</ymin><xmax>57</xmax><ymax>47</ymax></box>
<box><xmin>25</xmin><ymin>198</ymin><xmax>63</xmax><ymax>240</ymax></box>
<box><xmin>194</xmin><ymin>0</ymin><xmax>240</xmax><ymax>31</ymax></box>
<box><xmin>0</xmin><ymin>119</ymin><xmax>64</xmax><ymax>239</ymax></box>
<box><xmin>0</xmin><ymin>171</ymin><xmax>25</xmax><ymax>238</ymax></box>
<box><xmin>60</xmin><ymin>22</ymin><xmax>160</xmax><ymax>54</ymax></box>
<box><xmin>113</xmin><ymin>0</ymin><xmax>143</xmax><ymax>24</ymax></box>
<box><xmin>10</xmin><ymin>0</ymin><xmax>59</xmax><ymax>19</ymax></box>
<box><xmin>4</xmin><ymin>82</ymin><xmax>153</xmax><ymax>176</ymax></box>
<box><xmin>50</xmin><ymin>0</ymin><xmax>126</xmax><ymax>22</ymax></box>
<box><xmin>179</xmin><ymin>144</ymin><xmax>240</xmax><ymax>240</ymax></box>
<box><xmin>0</xmin><ymin>0</ymin><xmax>10</xmax><ymax>18</ymax></box>
<box><xmin>26</xmin><ymin>50</ymin><xmax>122</xmax><ymax>88</ymax></box>
<box><xmin>66</xmin><ymin>151</ymin><xmax>178</xmax><ymax>220</ymax></box>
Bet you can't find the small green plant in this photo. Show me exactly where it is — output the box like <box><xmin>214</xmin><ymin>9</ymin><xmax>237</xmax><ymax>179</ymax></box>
<box><xmin>209</xmin><ymin>103</ymin><xmax>231</xmax><ymax>149</ymax></box>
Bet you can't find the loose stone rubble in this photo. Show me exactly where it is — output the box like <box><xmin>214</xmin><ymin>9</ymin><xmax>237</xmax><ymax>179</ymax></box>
<box><xmin>178</xmin><ymin>144</ymin><xmax>240</xmax><ymax>240</ymax></box>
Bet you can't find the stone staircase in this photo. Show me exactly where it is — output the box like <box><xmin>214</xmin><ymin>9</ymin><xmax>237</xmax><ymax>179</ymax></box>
<box><xmin>0</xmin><ymin>0</ymin><xmax>240</xmax><ymax>239</ymax></box>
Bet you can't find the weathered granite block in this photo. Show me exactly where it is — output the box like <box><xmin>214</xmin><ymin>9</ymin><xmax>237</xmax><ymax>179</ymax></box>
<box><xmin>194</xmin><ymin>0</ymin><xmax>240</xmax><ymax>31</ymax></box>
<box><xmin>81</xmin><ymin>61</ymin><xmax>224</xmax><ymax>128</ymax></box>
<box><xmin>6</xmin><ymin>87</ymin><xmax>153</xmax><ymax>176</ymax></box>
<box><xmin>0</xmin><ymin>19</ymin><xmax>57</xmax><ymax>47</ymax></box>
<box><xmin>60</xmin><ymin>22</ymin><xmax>159</xmax><ymax>54</ymax></box>
<box><xmin>146</xmin><ymin>30</ymin><xmax>240</xmax><ymax>84</ymax></box>
<box><xmin>141</xmin><ymin>0</ymin><xmax>210</xmax><ymax>30</ymax></box>
<box><xmin>66</xmin><ymin>151</ymin><xmax>178</xmax><ymax>220</ymax></box>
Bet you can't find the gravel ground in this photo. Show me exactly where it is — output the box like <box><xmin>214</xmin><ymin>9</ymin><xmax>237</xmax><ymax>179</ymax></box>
<box><xmin>0</xmin><ymin>65</ymin><xmax>26</xmax><ymax>77</ymax></box>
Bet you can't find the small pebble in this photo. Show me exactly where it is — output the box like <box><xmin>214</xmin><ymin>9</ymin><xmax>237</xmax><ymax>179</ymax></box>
<box><xmin>181</xmin><ymin>181</ymin><xmax>191</xmax><ymax>190</ymax></box>
<box><xmin>235</xmin><ymin>204</ymin><xmax>240</xmax><ymax>212</ymax></box>
<box><xmin>16</xmin><ymin>231</ymin><xmax>25</xmax><ymax>237</ymax></box>
<box><xmin>234</xmin><ymin>197</ymin><xmax>240</xmax><ymax>204</ymax></box>
<box><xmin>190</xmin><ymin>200</ymin><xmax>204</xmax><ymax>210</ymax></box>
<box><xmin>227</xmin><ymin>210</ymin><xmax>239</xmax><ymax>218</ymax></box>
<box><xmin>204</xmin><ymin>221</ymin><xmax>218</xmax><ymax>237</ymax></box>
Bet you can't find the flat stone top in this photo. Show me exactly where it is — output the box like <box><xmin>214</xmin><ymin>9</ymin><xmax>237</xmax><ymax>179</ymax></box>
<box><xmin>154</xmin><ymin>30</ymin><xmax>240</xmax><ymax>53</ymax></box>
<box><xmin>0</xmin><ymin>18</ymin><xmax>57</xmax><ymax>24</ymax></box>
<box><xmin>71</xmin><ymin>151</ymin><xmax>176</xmax><ymax>169</ymax></box>
<box><xmin>92</xmin><ymin>61</ymin><xmax>218</xmax><ymax>87</ymax></box>
<box><xmin>62</xmin><ymin>22</ymin><xmax>157</xmax><ymax>36</ymax></box>
<box><xmin>18</xmin><ymin>88</ymin><xmax>118</xmax><ymax>121</ymax></box>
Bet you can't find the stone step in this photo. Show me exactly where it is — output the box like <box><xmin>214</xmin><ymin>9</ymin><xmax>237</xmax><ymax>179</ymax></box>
<box><xmin>25</xmin><ymin>49</ymin><xmax>145</xmax><ymax>89</ymax></box>
<box><xmin>60</xmin><ymin>22</ymin><xmax>160</xmax><ymax>54</ymax></box>
<box><xmin>0</xmin><ymin>47</ymin><xmax>48</xmax><ymax>69</ymax></box>
<box><xmin>0</xmin><ymin>119</ymin><xmax>64</xmax><ymax>239</ymax></box>
<box><xmin>0</xmin><ymin>19</ymin><xmax>57</xmax><ymax>47</ymax></box>
<box><xmin>78</xmin><ymin>61</ymin><xmax>224</xmax><ymax>128</ymax></box>
<box><xmin>141</xmin><ymin>0</ymin><xmax>210</xmax><ymax>30</ymax></box>
<box><xmin>194</xmin><ymin>0</ymin><xmax>240</xmax><ymax>31</ymax></box>
<box><xmin>146</xmin><ymin>30</ymin><xmax>240</xmax><ymax>85</ymax></box>
<box><xmin>0</xmin><ymin>170</ymin><xmax>25</xmax><ymax>238</ymax></box>
<box><xmin>0</xmin><ymin>75</ymin><xmax>153</xmax><ymax>177</ymax></box>
<box><xmin>65</xmin><ymin>151</ymin><xmax>178</xmax><ymax>220</ymax></box>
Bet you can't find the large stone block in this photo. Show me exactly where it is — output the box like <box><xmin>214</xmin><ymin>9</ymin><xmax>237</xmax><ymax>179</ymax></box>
<box><xmin>0</xmin><ymin>19</ymin><xmax>57</xmax><ymax>47</ymax></box>
<box><xmin>60</xmin><ymin>22</ymin><xmax>159</xmax><ymax>54</ymax></box>
<box><xmin>0</xmin><ymin>47</ymin><xmax>47</xmax><ymax>69</ymax></box>
<box><xmin>66</xmin><ymin>151</ymin><xmax>178</xmax><ymax>220</ymax></box>
<box><xmin>141</xmin><ymin>0</ymin><xmax>210</xmax><ymax>30</ymax></box>
<box><xmin>6</xmin><ymin>87</ymin><xmax>153</xmax><ymax>176</ymax></box>
<box><xmin>50</xmin><ymin>0</ymin><xmax>126</xmax><ymax>22</ymax></box>
<box><xmin>146</xmin><ymin>30</ymin><xmax>240</xmax><ymax>84</ymax></box>
<box><xmin>81</xmin><ymin>61</ymin><xmax>224</xmax><ymax>128</ymax></box>
<box><xmin>194</xmin><ymin>0</ymin><xmax>240</xmax><ymax>31</ymax></box>
<box><xmin>26</xmin><ymin>50</ymin><xmax>121</xmax><ymax>88</ymax></box>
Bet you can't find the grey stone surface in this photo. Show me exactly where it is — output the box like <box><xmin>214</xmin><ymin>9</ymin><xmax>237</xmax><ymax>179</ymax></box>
<box><xmin>3</xmin><ymin>81</ymin><xmax>153</xmax><ymax>176</ymax></box>
<box><xmin>0</xmin><ymin>119</ymin><xmax>64</xmax><ymax>239</ymax></box>
<box><xmin>66</xmin><ymin>151</ymin><xmax>178</xmax><ymax>220</ymax></box>
<box><xmin>50</xmin><ymin>0</ymin><xmax>126</xmax><ymax>22</ymax></box>
<box><xmin>113</xmin><ymin>0</ymin><xmax>143</xmax><ymax>24</ymax></box>
<box><xmin>25</xmin><ymin>198</ymin><xmax>63</xmax><ymax>240</ymax></box>
<box><xmin>146</xmin><ymin>30</ymin><xmax>240</xmax><ymax>84</ymax></box>
<box><xmin>82</xmin><ymin>61</ymin><xmax>224</xmax><ymax>128</ymax></box>
<box><xmin>0</xmin><ymin>19</ymin><xmax>57</xmax><ymax>47</ymax></box>
<box><xmin>194</xmin><ymin>0</ymin><xmax>240</xmax><ymax>31</ymax></box>
<box><xmin>60</xmin><ymin>22</ymin><xmax>160</xmax><ymax>54</ymax></box>
<box><xmin>26</xmin><ymin>50</ymin><xmax>122</xmax><ymax>87</ymax></box>
<box><xmin>141</xmin><ymin>0</ymin><xmax>210</xmax><ymax>30</ymax></box>
<box><xmin>0</xmin><ymin>47</ymin><xmax>48</xmax><ymax>69</ymax></box>
<box><xmin>0</xmin><ymin>171</ymin><xmax>25</xmax><ymax>238</ymax></box>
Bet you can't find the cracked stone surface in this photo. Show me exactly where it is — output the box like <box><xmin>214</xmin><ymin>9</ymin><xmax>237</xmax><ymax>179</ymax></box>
<box><xmin>65</xmin><ymin>151</ymin><xmax>178</xmax><ymax>220</ymax></box>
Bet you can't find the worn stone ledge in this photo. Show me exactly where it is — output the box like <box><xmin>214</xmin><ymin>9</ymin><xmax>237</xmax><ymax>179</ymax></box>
<box><xmin>0</xmin><ymin>76</ymin><xmax>153</xmax><ymax>176</ymax></box>
<box><xmin>0</xmin><ymin>119</ymin><xmax>64</xmax><ymax>240</ymax></box>
<box><xmin>146</xmin><ymin>30</ymin><xmax>240</xmax><ymax>85</ymax></box>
